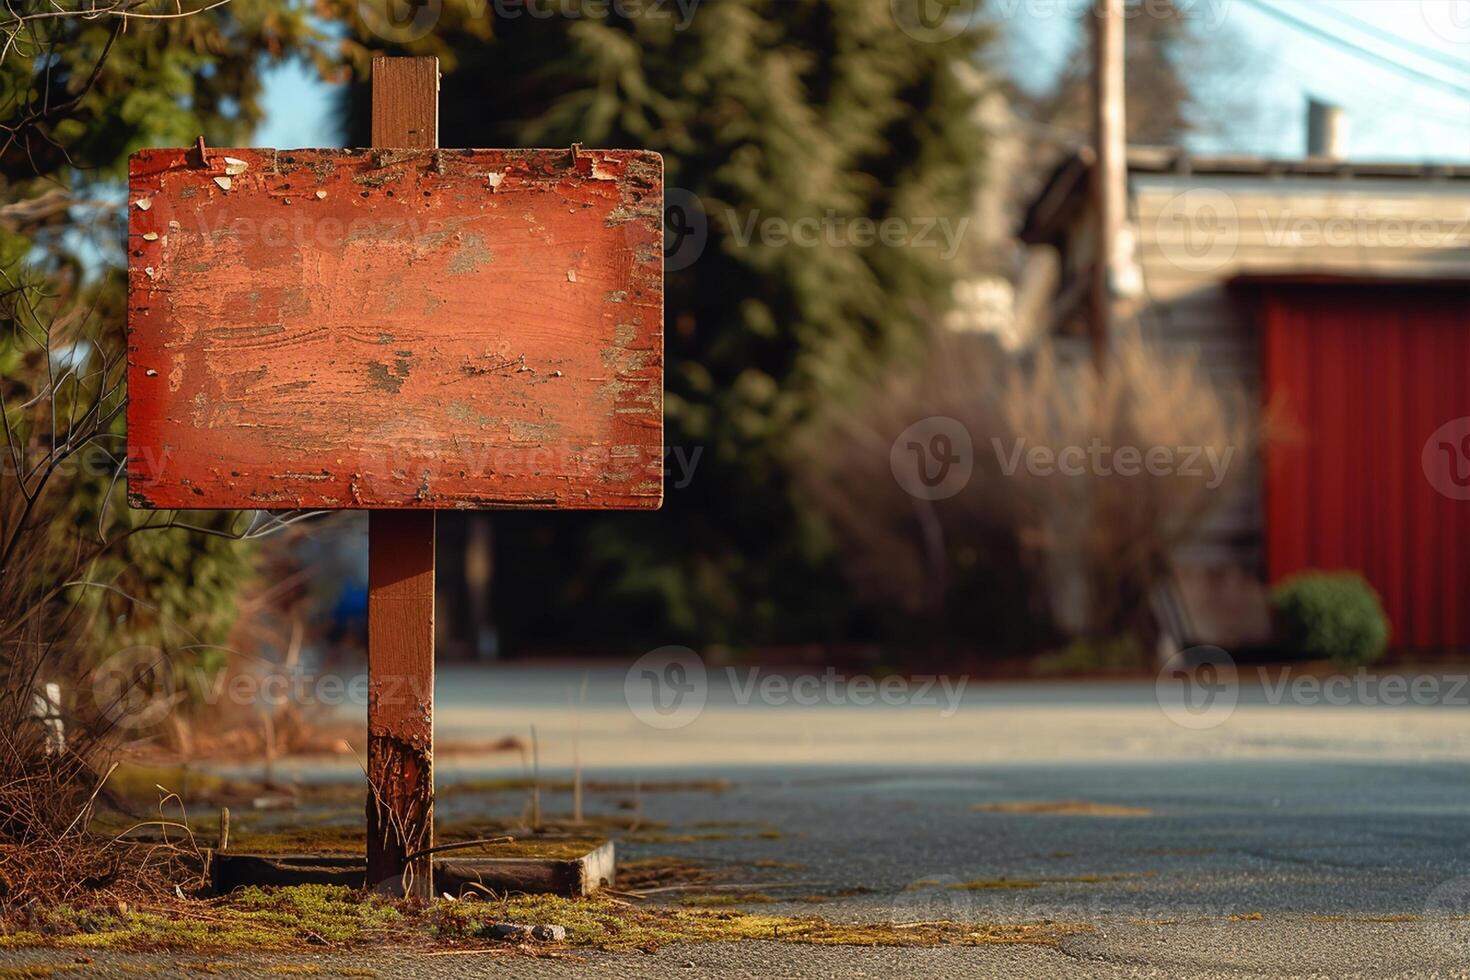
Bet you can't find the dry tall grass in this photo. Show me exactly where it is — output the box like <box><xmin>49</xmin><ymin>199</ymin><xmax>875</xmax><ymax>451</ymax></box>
<box><xmin>0</xmin><ymin>734</ymin><xmax>208</xmax><ymax>917</ymax></box>
<box><xmin>0</xmin><ymin>277</ymin><xmax>287</xmax><ymax>915</ymax></box>
<box><xmin>799</xmin><ymin>328</ymin><xmax>1258</xmax><ymax>652</ymax></box>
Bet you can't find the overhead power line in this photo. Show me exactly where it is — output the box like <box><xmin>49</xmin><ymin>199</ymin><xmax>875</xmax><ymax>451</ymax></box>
<box><xmin>1305</xmin><ymin>0</ymin><xmax>1470</xmax><ymax>77</ymax></box>
<box><xmin>1237</xmin><ymin>0</ymin><xmax>1470</xmax><ymax>100</ymax></box>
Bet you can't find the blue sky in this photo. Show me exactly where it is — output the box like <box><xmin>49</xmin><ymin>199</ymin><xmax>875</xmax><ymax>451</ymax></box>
<box><xmin>1001</xmin><ymin>0</ymin><xmax>1469</xmax><ymax>159</ymax></box>
<box><xmin>256</xmin><ymin>0</ymin><xmax>1469</xmax><ymax>161</ymax></box>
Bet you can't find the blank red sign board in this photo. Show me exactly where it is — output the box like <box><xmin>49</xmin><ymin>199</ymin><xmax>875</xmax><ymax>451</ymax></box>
<box><xmin>126</xmin><ymin>147</ymin><xmax>663</xmax><ymax>510</ymax></box>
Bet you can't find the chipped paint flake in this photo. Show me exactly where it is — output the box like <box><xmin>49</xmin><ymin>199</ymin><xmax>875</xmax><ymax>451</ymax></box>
<box><xmin>222</xmin><ymin>157</ymin><xmax>249</xmax><ymax>176</ymax></box>
<box><xmin>134</xmin><ymin>197</ymin><xmax>152</xmax><ymax>211</ymax></box>
<box><xmin>446</xmin><ymin>232</ymin><xmax>494</xmax><ymax>276</ymax></box>
<box><xmin>213</xmin><ymin>176</ymin><xmax>232</xmax><ymax>191</ymax></box>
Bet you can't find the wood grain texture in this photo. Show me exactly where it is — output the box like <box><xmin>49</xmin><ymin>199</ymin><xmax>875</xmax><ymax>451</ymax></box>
<box><xmin>366</xmin><ymin>508</ymin><xmax>435</xmax><ymax>897</ymax></box>
<box><xmin>366</xmin><ymin>57</ymin><xmax>438</xmax><ymax>903</ymax></box>
<box><xmin>211</xmin><ymin>841</ymin><xmax>615</xmax><ymax>897</ymax></box>
<box><xmin>371</xmin><ymin>57</ymin><xmax>438</xmax><ymax>148</ymax></box>
<box><xmin>126</xmin><ymin>146</ymin><xmax>664</xmax><ymax>510</ymax></box>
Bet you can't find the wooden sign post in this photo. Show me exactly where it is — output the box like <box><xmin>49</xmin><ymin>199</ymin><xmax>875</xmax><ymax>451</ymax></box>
<box><xmin>365</xmin><ymin>56</ymin><xmax>438</xmax><ymax>902</ymax></box>
<box><xmin>126</xmin><ymin>57</ymin><xmax>663</xmax><ymax>898</ymax></box>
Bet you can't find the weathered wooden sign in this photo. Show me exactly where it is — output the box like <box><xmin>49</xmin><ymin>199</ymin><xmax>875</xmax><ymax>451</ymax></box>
<box><xmin>125</xmin><ymin>57</ymin><xmax>665</xmax><ymax>899</ymax></box>
<box><xmin>127</xmin><ymin>145</ymin><xmax>663</xmax><ymax>510</ymax></box>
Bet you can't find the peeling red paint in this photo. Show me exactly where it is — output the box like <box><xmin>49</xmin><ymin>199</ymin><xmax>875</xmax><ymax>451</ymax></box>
<box><xmin>127</xmin><ymin>147</ymin><xmax>663</xmax><ymax>510</ymax></box>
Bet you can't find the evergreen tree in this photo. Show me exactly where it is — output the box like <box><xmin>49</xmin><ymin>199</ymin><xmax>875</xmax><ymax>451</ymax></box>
<box><xmin>329</xmin><ymin>0</ymin><xmax>990</xmax><ymax>648</ymax></box>
<box><xmin>1020</xmin><ymin>0</ymin><xmax>1253</xmax><ymax>147</ymax></box>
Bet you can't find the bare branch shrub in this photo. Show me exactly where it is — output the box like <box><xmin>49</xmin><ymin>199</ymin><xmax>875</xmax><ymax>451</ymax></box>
<box><xmin>799</xmin><ymin>328</ymin><xmax>1259</xmax><ymax>653</ymax></box>
<box><xmin>796</xmin><ymin>330</ymin><xmax>1057</xmax><ymax>654</ymax></box>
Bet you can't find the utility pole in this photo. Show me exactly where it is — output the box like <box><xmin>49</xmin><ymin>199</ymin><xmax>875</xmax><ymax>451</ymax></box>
<box><xmin>1090</xmin><ymin>0</ymin><xmax>1126</xmax><ymax>370</ymax></box>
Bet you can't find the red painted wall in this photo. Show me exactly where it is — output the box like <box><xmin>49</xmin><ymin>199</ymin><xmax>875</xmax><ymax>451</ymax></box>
<box><xmin>1262</xmin><ymin>282</ymin><xmax>1470</xmax><ymax>651</ymax></box>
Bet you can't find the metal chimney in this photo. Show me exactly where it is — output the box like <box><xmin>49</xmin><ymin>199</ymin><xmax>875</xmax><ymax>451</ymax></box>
<box><xmin>1307</xmin><ymin>99</ymin><xmax>1346</xmax><ymax>160</ymax></box>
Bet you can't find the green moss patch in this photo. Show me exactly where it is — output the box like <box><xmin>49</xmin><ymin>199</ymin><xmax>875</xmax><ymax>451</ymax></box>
<box><xmin>678</xmin><ymin>893</ymin><xmax>776</xmax><ymax>907</ymax></box>
<box><xmin>430</xmin><ymin>892</ymin><xmax>1090</xmax><ymax>951</ymax></box>
<box><xmin>3</xmin><ymin>887</ymin><xmax>1090</xmax><ymax>954</ymax></box>
<box><xmin>0</xmin><ymin>887</ymin><xmax>402</xmax><ymax>951</ymax></box>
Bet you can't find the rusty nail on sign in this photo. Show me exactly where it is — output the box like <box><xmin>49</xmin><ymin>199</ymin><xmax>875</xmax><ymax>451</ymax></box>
<box><xmin>125</xmin><ymin>56</ymin><xmax>664</xmax><ymax>898</ymax></box>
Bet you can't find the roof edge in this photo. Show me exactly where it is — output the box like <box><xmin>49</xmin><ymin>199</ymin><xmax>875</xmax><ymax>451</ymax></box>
<box><xmin>1018</xmin><ymin>146</ymin><xmax>1470</xmax><ymax>243</ymax></box>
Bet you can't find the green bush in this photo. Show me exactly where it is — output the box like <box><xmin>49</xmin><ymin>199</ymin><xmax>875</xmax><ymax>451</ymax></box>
<box><xmin>1271</xmin><ymin>572</ymin><xmax>1390</xmax><ymax>667</ymax></box>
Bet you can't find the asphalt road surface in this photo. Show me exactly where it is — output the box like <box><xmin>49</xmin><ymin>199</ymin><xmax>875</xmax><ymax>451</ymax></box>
<box><xmin>9</xmin><ymin>666</ymin><xmax>1470</xmax><ymax>977</ymax></box>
